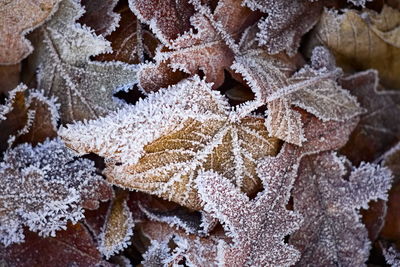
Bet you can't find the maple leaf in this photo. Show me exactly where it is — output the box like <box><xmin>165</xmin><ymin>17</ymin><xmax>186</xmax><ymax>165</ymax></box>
<box><xmin>30</xmin><ymin>0</ymin><xmax>138</xmax><ymax>123</ymax></box>
<box><xmin>0</xmin><ymin>0</ymin><xmax>59</xmax><ymax>64</ymax></box>
<box><xmin>243</xmin><ymin>0</ymin><xmax>323</xmax><ymax>55</ymax></box>
<box><xmin>135</xmin><ymin>0</ymin><xmax>257</xmax><ymax>92</ymax></box>
<box><xmin>312</xmin><ymin>5</ymin><xmax>400</xmax><ymax>88</ymax></box>
<box><xmin>196</xmin><ymin>170</ymin><xmax>301</xmax><ymax>267</ymax></box>
<box><xmin>290</xmin><ymin>152</ymin><xmax>392</xmax><ymax>266</ymax></box>
<box><xmin>0</xmin><ymin>222</ymin><xmax>113</xmax><ymax>266</ymax></box>
<box><xmin>233</xmin><ymin>46</ymin><xmax>363</xmax><ymax>145</ymax></box>
<box><xmin>340</xmin><ymin>70</ymin><xmax>400</xmax><ymax>164</ymax></box>
<box><xmin>79</xmin><ymin>0</ymin><xmax>120</xmax><ymax>36</ymax></box>
<box><xmin>60</xmin><ymin>76</ymin><xmax>279</xmax><ymax>210</ymax></box>
<box><xmin>0</xmin><ymin>139</ymin><xmax>112</xmax><ymax>246</ymax></box>
<box><xmin>98</xmin><ymin>190</ymin><xmax>134</xmax><ymax>259</ymax></box>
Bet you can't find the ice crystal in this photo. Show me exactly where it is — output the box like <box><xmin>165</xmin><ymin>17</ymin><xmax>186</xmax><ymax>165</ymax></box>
<box><xmin>60</xmin><ymin>76</ymin><xmax>279</xmax><ymax>210</ymax></box>
<box><xmin>0</xmin><ymin>139</ymin><xmax>111</xmax><ymax>246</ymax></box>
<box><xmin>290</xmin><ymin>152</ymin><xmax>392</xmax><ymax>266</ymax></box>
<box><xmin>31</xmin><ymin>0</ymin><xmax>138</xmax><ymax>123</ymax></box>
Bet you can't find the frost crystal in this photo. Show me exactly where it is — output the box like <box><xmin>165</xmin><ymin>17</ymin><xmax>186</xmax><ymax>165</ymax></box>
<box><xmin>60</xmin><ymin>76</ymin><xmax>279</xmax><ymax>210</ymax></box>
<box><xmin>32</xmin><ymin>0</ymin><xmax>138</xmax><ymax>123</ymax></box>
<box><xmin>0</xmin><ymin>139</ymin><xmax>111</xmax><ymax>246</ymax></box>
<box><xmin>290</xmin><ymin>152</ymin><xmax>392</xmax><ymax>266</ymax></box>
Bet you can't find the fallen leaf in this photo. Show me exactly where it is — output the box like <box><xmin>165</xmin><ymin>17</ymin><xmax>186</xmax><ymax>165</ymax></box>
<box><xmin>243</xmin><ymin>0</ymin><xmax>323</xmax><ymax>55</ymax></box>
<box><xmin>340</xmin><ymin>70</ymin><xmax>400</xmax><ymax>164</ymax></box>
<box><xmin>0</xmin><ymin>139</ymin><xmax>112</xmax><ymax>246</ymax></box>
<box><xmin>313</xmin><ymin>5</ymin><xmax>400</xmax><ymax>89</ymax></box>
<box><xmin>0</xmin><ymin>223</ymin><xmax>113</xmax><ymax>267</ymax></box>
<box><xmin>0</xmin><ymin>0</ymin><xmax>59</xmax><ymax>64</ymax></box>
<box><xmin>31</xmin><ymin>0</ymin><xmax>138</xmax><ymax>123</ymax></box>
<box><xmin>290</xmin><ymin>152</ymin><xmax>392</xmax><ymax>266</ymax></box>
<box><xmin>0</xmin><ymin>64</ymin><xmax>20</xmax><ymax>94</ymax></box>
<box><xmin>60</xmin><ymin>76</ymin><xmax>279</xmax><ymax>210</ymax></box>
<box><xmin>79</xmin><ymin>0</ymin><xmax>120</xmax><ymax>36</ymax></box>
<box><xmin>98</xmin><ymin>190</ymin><xmax>134</xmax><ymax>259</ymax></box>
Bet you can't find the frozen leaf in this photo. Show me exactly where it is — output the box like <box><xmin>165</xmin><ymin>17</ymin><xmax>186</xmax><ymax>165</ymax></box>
<box><xmin>0</xmin><ymin>0</ymin><xmax>59</xmax><ymax>64</ymax></box>
<box><xmin>141</xmin><ymin>240</ymin><xmax>174</xmax><ymax>267</ymax></box>
<box><xmin>0</xmin><ymin>223</ymin><xmax>112</xmax><ymax>266</ymax></box>
<box><xmin>31</xmin><ymin>0</ymin><xmax>138</xmax><ymax>123</ymax></box>
<box><xmin>137</xmin><ymin>0</ymin><xmax>256</xmax><ymax>91</ymax></box>
<box><xmin>140</xmin><ymin>221</ymin><xmax>225</xmax><ymax>266</ymax></box>
<box><xmin>196</xmin><ymin>170</ymin><xmax>302</xmax><ymax>267</ymax></box>
<box><xmin>79</xmin><ymin>0</ymin><xmax>120</xmax><ymax>36</ymax></box>
<box><xmin>94</xmin><ymin>4</ymin><xmax>160</xmax><ymax>64</ymax></box>
<box><xmin>340</xmin><ymin>70</ymin><xmax>400</xmax><ymax>164</ymax></box>
<box><xmin>243</xmin><ymin>0</ymin><xmax>323</xmax><ymax>55</ymax></box>
<box><xmin>0</xmin><ymin>139</ymin><xmax>112</xmax><ymax>246</ymax></box>
<box><xmin>290</xmin><ymin>152</ymin><xmax>392</xmax><ymax>266</ymax></box>
<box><xmin>60</xmin><ymin>76</ymin><xmax>279</xmax><ymax>210</ymax></box>
<box><xmin>233</xmin><ymin>47</ymin><xmax>362</xmax><ymax>145</ymax></box>
<box><xmin>313</xmin><ymin>6</ymin><xmax>400</xmax><ymax>88</ymax></box>
<box><xmin>129</xmin><ymin>0</ymin><xmax>197</xmax><ymax>44</ymax></box>
<box><xmin>98</xmin><ymin>190</ymin><xmax>134</xmax><ymax>259</ymax></box>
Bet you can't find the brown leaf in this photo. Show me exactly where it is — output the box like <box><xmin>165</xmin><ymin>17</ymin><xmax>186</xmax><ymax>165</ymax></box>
<box><xmin>0</xmin><ymin>0</ymin><xmax>59</xmax><ymax>64</ymax></box>
<box><xmin>98</xmin><ymin>190</ymin><xmax>134</xmax><ymax>259</ymax></box>
<box><xmin>340</xmin><ymin>70</ymin><xmax>400</xmax><ymax>164</ymax></box>
<box><xmin>313</xmin><ymin>5</ymin><xmax>400</xmax><ymax>89</ymax></box>
<box><xmin>60</xmin><ymin>76</ymin><xmax>280</xmax><ymax>210</ymax></box>
<box><xmin>0</xmin><ymin>223</ymin><xmax>113</xmax><ymax>267</ymax></box>
<box><xmin>0</xmin><ymin>64</ymin><xmax>20</xmax><ymax>94</ymax></box>
<box><xmin>79</xmin><ymin>0</ymin><xmax>120</xmax><ymax>36</ymax></box>
<box><xmin>290</xmin><ymin>152</ymin><xmax>392</xmax><ymax>266</ymax></box>
<box><xmin>94</xmin><ymin>4</ymin><xmax>160</xmax><ymax>64</ymax></box>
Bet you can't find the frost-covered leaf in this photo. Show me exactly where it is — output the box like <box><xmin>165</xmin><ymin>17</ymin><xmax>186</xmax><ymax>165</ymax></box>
<box><xmin>196</xmin><ymin>170</ymin><xmax>302</xmax><ymax>267</ymax></box>
<box><xmin>382</xmin><ymin>243</ymin><xmax>400</xmax><ymax>267</ymax></box>
<box><xmin>233</xmin><ymin>46</ymin><xmax>362</xmax><ymax>145</ymax></box>
<box><xmin>0</xmin><ymin>0</ymin><xmax>59</xmax><ymax>64</ymax></box>
<box><xmin>94</xmin><ymin>4</ymin><xmax>159</xmax><ymax>64</ymax></box>
<box><xmin>31</xmin><ymin>0</ymin><xmax>138</xmax><ymax>123</ymax></box>
<box><xmin>60</xmin><ymin>76</ymin><xmax>279</xmax><ymax>210</ymax></box>
<box><xmin>0</xmin><ymin>223</ymin><xmax>113</xmax><ymax>266</ymax></box>
<box><xmin>129</xmin><ymin>0</ymin><xmax>198</xmax><ymax>44</ymax></box>
<box><xmin>137</xmin><ymin>0</ymin><xmax>256</xmax><ymax>92</ymax></box>
<box><xmin>0</xmin><ymin>139</ymin><xmax>112</xmax><ymax>246</ymax></box>
<box><xmin>340</xmin><ymin>70</ymin><xmax>400</xmax><ymax>164</ymax></box>
<box><xmin>243</xmin><ymin>0</ymin><xmax>323</xmax><ymax>55</ymax></box>
<box><xmin>98</xmin><ymin>190</ymin><xmax>134</xmax><ymax>259</ymax></box>
<box><xmin>290</xmin><ymin>152</ymin><xmax>392</xmax><ymax>266</ymax></box>
<box><xmin>79</xmin><ymin>0</ymin><xmax>120</xmax><ymax>36</ymax></box>
<box><xmin>313</xmin><ymin>6</ymin><xmax>400</xmax><ymax>88</ymax></box>
<box><xmin>140</xmin><ymin>221</ymin><xmax>225</xmax><ymax>266</ymax></box>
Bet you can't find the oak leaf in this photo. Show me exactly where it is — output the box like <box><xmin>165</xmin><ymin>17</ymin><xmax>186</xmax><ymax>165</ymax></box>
<box><xmin>290</xmin><ymin>152</ymin><xmax>392</xmax><ymax>266</ymax></box>
<box><xmin>31</xmin><ymin>0</ymin><xmax>138</xmax><ymax>123</ymax></box>
<box><xmin>313</xmin><ymin>5</ymin><xmax>400</xmax><ymax>88</ymax></box>
<box><xmin>60</xmin><ymin>76</ymin><xmax>279</xmax><ymax>210</ymax></box>
<box><xmin>0</xmin><ymin>0</ymin><xmax>59</xmax><ymax>64</ymax></box>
